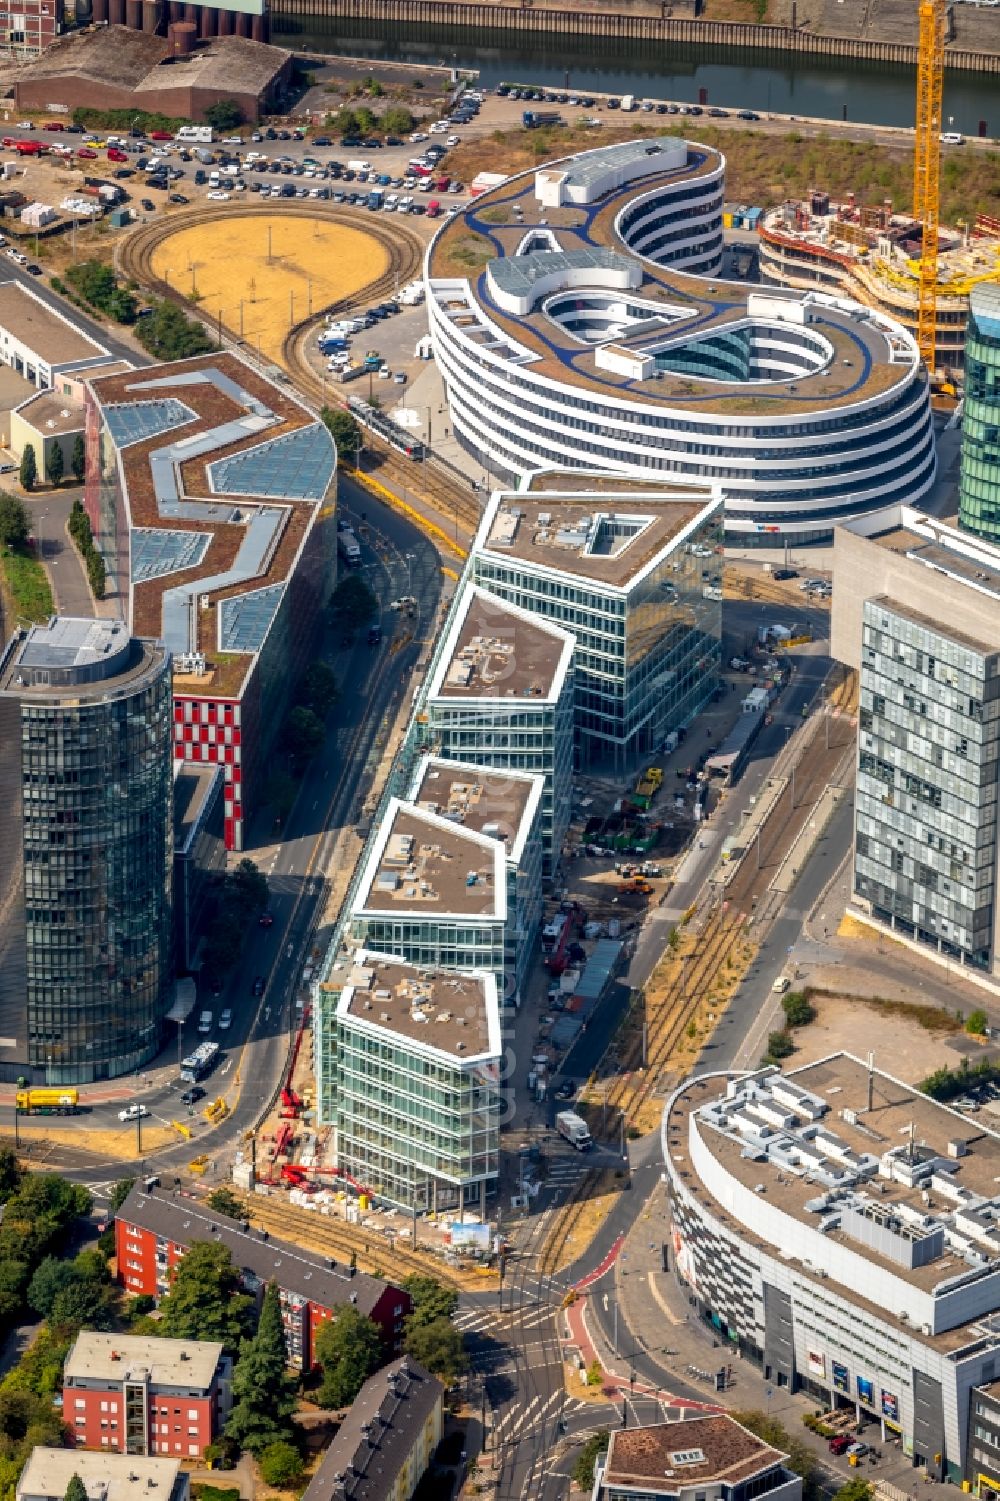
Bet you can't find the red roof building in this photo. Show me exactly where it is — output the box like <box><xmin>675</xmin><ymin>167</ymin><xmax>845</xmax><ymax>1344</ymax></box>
<box><xmin>115</xmin><ymin>1185</ymin><xmax>409</xmax><ymax>1371</ymax></box>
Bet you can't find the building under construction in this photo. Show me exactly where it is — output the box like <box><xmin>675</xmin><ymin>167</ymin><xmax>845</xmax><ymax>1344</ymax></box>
<box><xmin>758</xmin><ymin>193</ymin><xmax>1000</xmax><ymax>375</ymax></box>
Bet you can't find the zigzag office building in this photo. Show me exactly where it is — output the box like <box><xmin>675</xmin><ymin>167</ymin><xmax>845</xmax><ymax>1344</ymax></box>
<box><xmin>426</xmin><ymin>139</ymin><xmax>937</xmax><ymax>545</ymax></box>
<box><xmin>665</xmin><ymin>1055</ymin><xmax>1000</xmax><ymax>1494</ymax></box>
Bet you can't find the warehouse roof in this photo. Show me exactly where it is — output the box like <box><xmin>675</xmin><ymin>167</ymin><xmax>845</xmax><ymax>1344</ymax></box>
<box><xmin>19</xmin><ymin>24</ymin><xmax>169</xmax><ymax>86</ymax></box>
<box><xmin>0</xmin><ymin>280</ymin><xmax>107</xmax><ymax>364</ymax></box>
<box><xmin>133</xmin><ymin>35</ymin><xmax>291</xmax><ymax>99</ymax></box>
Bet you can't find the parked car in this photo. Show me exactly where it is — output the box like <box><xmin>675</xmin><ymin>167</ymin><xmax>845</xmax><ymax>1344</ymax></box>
<box><xmin>180</xmin><ymin>1086</ymin><xmax>205</xmax><ymax>1105</ymax></box>
<box><xmin>828</xmin><ymin>1436</ymin><xmax>851</xmax><ymax>1456</ymax></box>
<box><xmin>119</xmin><ymin>1104</ymin><xmax>149</xmax><ymax>1122</ymax></box>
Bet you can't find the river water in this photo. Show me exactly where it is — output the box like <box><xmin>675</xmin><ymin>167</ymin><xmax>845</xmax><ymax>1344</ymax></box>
<box><xmin>271</xmin><ymin>16</ymin><xmax>997</xmax><ymax>133</ymax></box>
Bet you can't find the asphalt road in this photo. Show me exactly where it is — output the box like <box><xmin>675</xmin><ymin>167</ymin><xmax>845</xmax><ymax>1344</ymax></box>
<box><xmin>18</xmin><ymin>475</ymin><xmax>442</xmax><ymax>1181</ymax></box>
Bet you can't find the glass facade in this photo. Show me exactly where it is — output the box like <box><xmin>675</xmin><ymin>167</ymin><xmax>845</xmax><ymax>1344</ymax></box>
<box><xmin>0</xmin><ymin>630</ymin><xmax>173</xmax><ymax>1082</ymax></box>
<box><xmin>471</xmin><ymin>506</ymin><xmax>723</xmax><ymax>771</ymax></box>
<box><xmin>329</xmin><ymin>1018</ymin><xmax>500</xmax><ymax>1210</ymax></box>
<box><xmin>854</xmin><ymin>599</ymin><xmax>1000</xmax><ymax>970</ymax></box>
<box><xmin>959</xmin><ymin>286</ymin><xmax>1000</xmax><ymax>544</ymax></box>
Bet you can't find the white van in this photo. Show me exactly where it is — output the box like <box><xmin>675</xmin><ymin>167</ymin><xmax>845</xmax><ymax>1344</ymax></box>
<box><xmin>346</xmin><ymin>158</ymin><xmax>372</xmax><ymax>173</ymax></box>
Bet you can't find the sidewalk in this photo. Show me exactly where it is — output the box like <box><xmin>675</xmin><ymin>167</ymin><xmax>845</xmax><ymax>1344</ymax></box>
<box><xmin>612</xmin><ymin>1180</ymin><xmax>956</xmax><ymax>1501</ymax></box>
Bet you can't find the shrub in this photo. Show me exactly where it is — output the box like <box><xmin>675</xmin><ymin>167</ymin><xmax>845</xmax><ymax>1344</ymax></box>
<box><xmin>782</xmin><ymin>991</ymin><xmax>815</xmax><ymax>1028</ymax></box>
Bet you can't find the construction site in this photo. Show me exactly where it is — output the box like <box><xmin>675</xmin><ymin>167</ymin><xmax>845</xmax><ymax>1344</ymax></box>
<box><xmin>758</xmin><ymin>194</ymin><xmax>1000</xmax><ymax>378</ymax></box>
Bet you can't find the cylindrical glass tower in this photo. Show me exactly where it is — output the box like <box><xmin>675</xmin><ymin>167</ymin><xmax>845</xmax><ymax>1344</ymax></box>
<box><xmin>0</xmin><ymin>617</ymin><xmax>173</xmax><ymax>1083</ymax></box>
<box><xmin>959</xmin><ymin>283</ymin><xmax>1000</xmax><ymax>543</ymax></box>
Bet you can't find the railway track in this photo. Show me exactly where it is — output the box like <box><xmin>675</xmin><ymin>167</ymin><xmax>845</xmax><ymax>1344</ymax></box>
<box><xmin>247</xmin><ymin>1191</ymin><xmax>494</xmax><ymax>1293</ymax></box>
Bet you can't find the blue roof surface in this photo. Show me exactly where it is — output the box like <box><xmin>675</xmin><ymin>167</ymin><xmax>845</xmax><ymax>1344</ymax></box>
<box><xmin>208</xmin><ymin>422</ymin><xmax>335</xmax><ymax>501</ymax></box>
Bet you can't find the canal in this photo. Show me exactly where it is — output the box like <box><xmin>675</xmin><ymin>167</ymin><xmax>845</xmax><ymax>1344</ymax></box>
<box><xmin>270</xmin><ymin>16</ymin><xmax>997</xmax><ymax>133</ymax></box>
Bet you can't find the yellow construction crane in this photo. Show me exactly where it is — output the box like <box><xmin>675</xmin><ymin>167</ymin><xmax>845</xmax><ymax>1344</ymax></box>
<box><xmin>912</xmin><ymin>0</ymin><xmax>946</xmax><ymax>372</ymax></box>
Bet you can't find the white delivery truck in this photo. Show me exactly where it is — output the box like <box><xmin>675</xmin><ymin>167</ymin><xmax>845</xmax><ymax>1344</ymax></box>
<box><xmin>621</xmin><ymin>94</ymin><xmax>636</xmax><ymax>111</ymax></box>
<box><xmin>557</xmin><ymin>1110</ymin><xmax>593</xmax><ymax>1151</ymax></box>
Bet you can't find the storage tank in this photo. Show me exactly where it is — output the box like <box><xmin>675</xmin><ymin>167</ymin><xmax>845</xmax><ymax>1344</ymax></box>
<box><xmin>141</xmin><ymin>0</ymin><xmax>158</xmax><ymax>30</ymax></box>
<box><xmin>125</xmin><ymin>0</ymin><xmax>141</xmax><ymax>28</ymax></box>
<box><xmin>199</xmin><ymin>5</ymin><xmax>217</xmax><ymax>37</ymax></box>
<box><xmin>216</xmin><ymin>7</ymin><xmax>232</xmax><ymax>34</ymax></box>
<box><xmin>91</xmin><ymin>0</ymin><xmax>109</xmax><ymax>21</ymax></box>
<box><xmin>108</xmin><ymin>0</ymin><xmax>125</xmax><ymax>23</ymax></box>
<box><xmin>169</xmin><ymin>19</ymin><xmax>196</xmax><ymax>53</ymax></box>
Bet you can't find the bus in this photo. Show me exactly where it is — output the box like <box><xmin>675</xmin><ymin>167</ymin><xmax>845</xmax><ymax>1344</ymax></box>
<box><xmin>180</xmin><ymin>1040</ymin><xmax>220</xmax><ymax>1084</ymax></box>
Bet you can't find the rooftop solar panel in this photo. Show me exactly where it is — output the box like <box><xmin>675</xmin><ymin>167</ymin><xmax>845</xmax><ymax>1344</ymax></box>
<box><xmin>104</xmin><ymin>399</ymin><xmax>196</xmax><ymax>449</ymax></box>
<box><xmin>208</xmin><ymin>422</ymin><xmax>335</xmax><ymax>502</ymax></box>
<box><xmin>220</xmin><ymin>582</ymin><xmax>285</xmax><ymax>652</ymax></box>
<box><xmin>131</xmin><ymin>528</ymin><xmax>211</xmax><ymax>583</ymax></box>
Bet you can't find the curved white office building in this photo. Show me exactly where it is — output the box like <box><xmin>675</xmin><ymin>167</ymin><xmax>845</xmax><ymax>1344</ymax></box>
<box><xmin>426</xmin><ymin>138</ymin><xmax>937</xmax><ymax>545</ymax></box>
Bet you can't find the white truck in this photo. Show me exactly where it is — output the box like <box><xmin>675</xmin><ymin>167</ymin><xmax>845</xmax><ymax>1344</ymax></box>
<box><xmin>557</xmin><ymin>1110</ymin><xmax>593</xmax><ymax>1151</ymax></box>
<box><xmin>620</xmin><ymin>94</ymin><xmax>636</xmax><ymax>112</ymax></box>
<box><xmin>176</xmin><ymin>125</ymin><xmax>214</xmax><ymax>143</ymax></box>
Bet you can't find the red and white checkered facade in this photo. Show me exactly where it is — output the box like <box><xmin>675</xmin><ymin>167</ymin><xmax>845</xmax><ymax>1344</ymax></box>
<box><xmin>173</xmin><ymin>695</ymin><xmax>242</xmax><ymax>850</ymax></box>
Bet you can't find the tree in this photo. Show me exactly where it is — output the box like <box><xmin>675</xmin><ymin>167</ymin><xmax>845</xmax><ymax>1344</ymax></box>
<box><xmin>403</xmin><ymin>1318</ymin><xmax>467</xmax><ymax>1384</ymax></box>
<box><xmin>285</xmin><ymin>705</ymin><xmax>325</xmax><ymax>762</ymax></box>
<box><xmin>381</xmin><ymin>105</ymin><xmax>414</xmax><ymax>136</ymax></box>
<box><xmin>50</xmin><ymin>1276</ymin><xmax>115</xmax><ymax>1332</ymax></box>
<box><xmin>314</xmin><ymin>1306</ymin><xmax>381</xmax><ymax>1409</ymax></box>
<box><xmin>967</xmin><ymin>1008</ymin><xmax>989</xmax><ymax>1036</ymax></box>
<box><xmin>156</xmin><ymin>1241</ymin><xmax>254</xmax><ymax>1350</ymax></box>
<box><xmin>0</xmin><ymin>1147</ymin><xmax>22</xmax><ymax>1199</ymax></box>
<box><xmin>229</xmin><ymin>858</ymin><xmax>269</xmax><ymax>915</ymax></box>
<box><xmin>298</xmin><ymin>660</ymin><xmax>338</xmax><ymax>718</ymax></box>
<box><xmin>109</xmin><ymin>1178</ymin><xmax>136</xmax><ymax>1216</ymax></box>
<box><xmin>64</xmin><ymin>1475</ymin><xmax>88</xmax><ymax>1501</ymax></box>
<box><xmin>0</xmin><ymin>494</ymin><xmax>29</xmax><ymax>547</ymax></box>
<box><xmin>206</xmin><ymin>1187</ymin><xmax>248</xmax><ymax>1222</ymax></box>
<box><xmin>733</xmin><ymin>1412</ymin><xmax>818</xmax><ymax>1501</ymax></box>
<box><xmin>19</xmin><ymin>445</ymin><xmax>36</xmax><ymax>493</ymax></box>
<box><xmin>320</xmin><ymin>406</ymin><xmax>361</xmax><ymax>465</ymax></box>
<box><xmin>763</xmin><ymin>1030</ymin><xmax>794</xmax><ymax>1062</ymax></box>
<box><xmin>46</xmin><ymin>443</ymin><xmax>64</xmax><ymax>488</ymax></box>
<box><xmin>401</xmin><ymin>1276</ymin><xmax>459</xmax><ymax>1330</ymax></box>
<box><xmin>204</xmin><ymin>100</ymin><xmax>243</xmax><ymax>131</ymax></box>
<box><xmin>71</xmin><ymin>433</ymin><xmax>86</xmax><ymax>484</ymax></box>
<box><xmin>225</xmin><ymin>1282</ymin><xmax>298</xmax><ymax>1454</ymax></box>
<box><xmin>258</xmin><ymin>1441</ymin><xmax>304</xmax><ymax>1487</ymax></box>
<box><xmin>834</xmin><ymin>1481</ymin><xmax>873</xmax><ymax>1501</ymax></box>
<box><xmin>331</xmin><ymin>574</ymin><xmax>377</xmax><ymax>627</ymax></box>
<box><xmin>135</xmin><ymin>299</ymin><xmax>213</xmax><ymax>361</ymax></box>
<box><xmin>573</xmin><ymin>1430</ymin><xmax>609</xmax><ymax>1489</ymax></box>
<box><xmin>27</xmin><ymin>1259</ymin><xmax>76</xmax><ymax>1320</ymax></box>
<box><xmin>781</xmin><ymin>991</ymin><xmax>815</xmax><ymax>1028</ymax></box>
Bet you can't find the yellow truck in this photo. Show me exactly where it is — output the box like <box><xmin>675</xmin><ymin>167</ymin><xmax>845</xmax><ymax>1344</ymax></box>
<box><xmin>15</xmin><ymin>1088</ymin><xmax>79</xmax><ymax>1115</ymax></box>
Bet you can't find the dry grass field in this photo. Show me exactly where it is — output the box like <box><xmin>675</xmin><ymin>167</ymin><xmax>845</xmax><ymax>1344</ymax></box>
<box><xmin>149</xmin><ymin>213</ymin><xmax>389</xmax><ymax>363</ymax></box>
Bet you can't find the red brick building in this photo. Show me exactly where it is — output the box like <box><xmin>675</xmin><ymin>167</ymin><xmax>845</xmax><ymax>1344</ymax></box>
<box><xmin>0</xmin><ymin>0</ymin><xmax>62</xmax><ymax>58</ymax></box>
<box><xmin>62</xmin><ymin>1331</ymin><xmax>231</xmax><ymax>1458</ymax></box>
<box><xmin>116</xmin><ymin>1185</ymin><xmax>410</xmax><ymax>1371</ymax></box>
<box><xmin>83</xmin><ymin>353</ymin><xmax>337</xmax><ymax>850</ymax></box>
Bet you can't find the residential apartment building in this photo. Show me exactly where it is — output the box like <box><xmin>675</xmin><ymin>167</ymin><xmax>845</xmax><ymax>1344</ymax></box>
<box><xmin>958</xmin><ymin>283</ymin><xmax>1000</xmax><ymax>544</ymax></box>
<box><xmin>84</xmin><ymin>353</ymin><xmax>337</xmax><ymax>850</ymax></box>
<box><xmin>345</xmin><ymin>799</ymin><xmax>509</xmax><ymax>983</ymax></box>
<box><xmin>18</xmin><ymin>1451</ymin><xmax>187</xmax><ymax>1501</ymax></box>
<box><xmin>408</xmin><ymin>756</ymin><xmax>545</xmax><ymax>1007</ymax></box>
<box><xmin>323</xmin><ymin>950</ymin><xmax>501</xmax><ymax>1213</ymax></box>
<box><xmin>419</xmin><ymin>584</ymin><xmax>574</xmax><ymax>874</ymax></box>
<box><xmin>0</xmin><ymin>617</ymin><xmax>173</xmax><ymax>1084</ymax></box>
<box><xmin>63</xmin><ymin>1332</ymin><xmax>231</xmax><ymax>1457</ymax></box>
<box><xmin>831</xmin><ymin>511</ymin><xmax>1000</xmax><ymax>973</ymax></box>
<box><xmin>665</xmin><ymin>1055</ymin><xmax>1000</xmax><ymax>1485</ymax></box>
<box><xmin>301</xmin><ymin>1357</ymin><xmax>442</xmax><ymax>1501</ymax></box>
<box><xmin>115</xmin><ymin>1184</ymin><xmax>410</xmax><ymax>1370</ymax></box>
<box><xmin>593</xmin><ymin>1414</ymin><xmax>802</xmax><ymax>1501</ymax></box>
<box><xmin>469</xmin><ymin>479</ymin><xmax>723</xmax><ymax>771</ymax></box>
